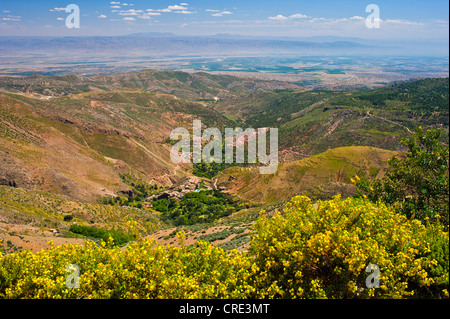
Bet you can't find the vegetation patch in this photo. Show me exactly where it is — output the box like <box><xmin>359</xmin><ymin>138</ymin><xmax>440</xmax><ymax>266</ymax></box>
<box><xmin>151</xmin><ymin>190</ymin><xmax>242</xmax><ymax>226</ymax></box>
<box><xmin>68</xmin><ymin>224</ymin><xmax>134</xmax><ymax>247</ymax></box>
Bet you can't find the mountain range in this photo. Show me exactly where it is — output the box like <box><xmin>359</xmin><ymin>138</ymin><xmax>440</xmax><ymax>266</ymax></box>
<box><xmin>0</xmin><ymin>35</ymin><xmax>372</xmax><ymax>58</ymax></box>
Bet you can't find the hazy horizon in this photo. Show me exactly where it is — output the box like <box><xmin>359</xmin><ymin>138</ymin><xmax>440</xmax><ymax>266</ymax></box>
<box><xmin>0</xmin><ymin>0</ymin><xmax>448</xmax><ymax>43</ymax></box>
<box><xmin>1</xmin><ymin>1</ymin><xmax>448</xmax><ymax>77</ymax></box>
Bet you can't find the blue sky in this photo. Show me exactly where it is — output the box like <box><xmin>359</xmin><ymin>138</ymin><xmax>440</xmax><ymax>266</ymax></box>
<box><xmin>0</xmin><ymin>0</ymin><xmax>448</xmax><ymax>40</ymax></box>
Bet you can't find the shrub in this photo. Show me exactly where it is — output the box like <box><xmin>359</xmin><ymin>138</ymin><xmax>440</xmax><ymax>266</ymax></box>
<box><xmin>68</xmin><ymin>225</ymin><xmax>133</xmax><ymax>247</ymax></box>
<box><xmin>356</xmin><ymin>127</ymin><xmax>449</xmax><ymax>226</ymax></box>
<box><xmin>249</xmin><ymin>195</ymin><xmax>448</xmax><ymax>299</ymax></box>
<box><xmin>0</xmin><ymin>238</ymin><xmax>256</xmax><ymax>299</ymax></box>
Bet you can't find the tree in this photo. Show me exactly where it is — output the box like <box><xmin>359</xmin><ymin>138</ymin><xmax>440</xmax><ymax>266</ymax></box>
<box><xmin>356</xmin><ymin>127</ymin><xmax>449</xmax><ymax>226</ymax></box>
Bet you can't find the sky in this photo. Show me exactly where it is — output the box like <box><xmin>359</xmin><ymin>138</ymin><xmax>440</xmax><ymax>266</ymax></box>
<box><xmin>0</xmin><ymin>0</ymin><xmax>448</xmax><ymax>41</ymax></box>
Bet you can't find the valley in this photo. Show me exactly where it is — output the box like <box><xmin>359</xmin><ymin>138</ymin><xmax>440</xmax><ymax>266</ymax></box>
<box><xmin>0</xmin><ymin>69</ymin><xmax>448</xmax><ymax>253</ymax></box>
<box><xmin>1</xmin><ymin>0</ymin><xmax>448</xmax><ymax>300</ymax></box>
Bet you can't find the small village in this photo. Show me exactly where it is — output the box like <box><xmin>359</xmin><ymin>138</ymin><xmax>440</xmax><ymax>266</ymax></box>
<box><xmin>147</xmin><ymin>176</ymin><xmax>216</xmax><ymax>202</ymax></box>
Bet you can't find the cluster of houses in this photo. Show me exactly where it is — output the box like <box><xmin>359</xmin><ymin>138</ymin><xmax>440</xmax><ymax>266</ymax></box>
<box><xmin>146</xmin><ymin>176</ymin><xmax>215</xmax><ymax>201</ymax></box>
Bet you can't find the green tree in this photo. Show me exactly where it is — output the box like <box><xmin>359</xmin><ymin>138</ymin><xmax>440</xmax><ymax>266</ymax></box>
<box><xmin>356</xmin><ymin>127</ymin><xmax>449</xmax><ymax>226</ymax></box>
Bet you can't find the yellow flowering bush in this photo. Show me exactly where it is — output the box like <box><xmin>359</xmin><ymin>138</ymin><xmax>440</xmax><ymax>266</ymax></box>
<box><xmin>0</xmin><ymin>195</ymin><xmax>447</xmax><ymax>299</ymax></box>
<box><xmin>249</xmin><ymin>195</ymin><xmax>448</xmax><ymax>299</ymax></box>
<box><xmin>0</xmin><ymin>236</ymin><xmax>256</xmax><ymax>299</ymax></box>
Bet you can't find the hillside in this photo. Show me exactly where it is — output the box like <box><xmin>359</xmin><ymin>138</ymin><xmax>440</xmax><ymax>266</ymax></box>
<box><xmin>0</xmin><ymin>71</ymin><xmax>448</xmax><ymax>254</ymax></box>
<box><xmin>0</xmin><ymin>185</ymin><xmax>163</xmax><ymax>253</ymax></box>
<box><xmin>0</xmin><ymin>88</ymin><xmax>243</xmax><ymax>202</ymax></box>
<box><xmin>216</xmin><ymin>146</ymin><xmax>398</xmax><ymax>204</ymax></box>
<box><xmin>0</xmin><ymin>70</ymin><xmax>301</xmax><ymax>100</ymax></box>
<box><xmin>215</xmin><ymin>77</ymin><xmax>449</xmax><ymax>160</ymax></box>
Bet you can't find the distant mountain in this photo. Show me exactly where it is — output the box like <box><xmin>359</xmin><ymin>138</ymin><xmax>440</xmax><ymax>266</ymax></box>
<box><xmin>127</xmin><ymin>32</ymin><xmax>177</xmax><ymax>37</ymax></box>
<box><xmin>0</xmin><ymin>35</ymin><xmax>373</xmax><ymax>58</ymax></box>
<box><xmin>199</xmin><ymin>34</ymin><xmax>372</xmax><ymax>43</ymax></box>
<box><xmin>0</xmin><ymin>69</ymin><xmax>301</xmax><ymax>100</ymax></box>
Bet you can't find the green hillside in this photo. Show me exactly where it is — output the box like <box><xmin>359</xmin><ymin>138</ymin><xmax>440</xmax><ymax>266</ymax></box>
<box><xmin>216</xmin><ymin>146</ymin><xmax>398</xmax><ymax>204</ymax></box>
<box><xmin>216</xmin><ymin>77</ymin><xmax>449</xmax><ymax>159</ymax></box>
<box><xmin>0</xmin><ymin>70</ymin><xmax>300</xmax><ymax>100</ymax></box>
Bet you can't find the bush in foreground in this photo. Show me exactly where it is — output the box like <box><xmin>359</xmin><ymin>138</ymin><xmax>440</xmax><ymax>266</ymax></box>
<box><xmin>250</xmin><ymin>195</ymin><xmax>448</xmax><ymax>299</ymax></box>
<box><xmin>0</xmin><ymin>237</ymin><xmax>256</xmax><ymax>299</ymax></box>
<box><xmin>0</xmin><ymin>196</ymin><xmax>447</xmax><ymax>299</ymax></box>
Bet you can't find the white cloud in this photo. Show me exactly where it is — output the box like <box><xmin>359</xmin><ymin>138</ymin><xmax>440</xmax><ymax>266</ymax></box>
<box><xmin>289</xmin><ymin>13</ymin><xmax>309</xmax><ymax>19</ymax></box>
<box><xmin>50</xmin><ymin>7</ymin><xmax>66</xmax><ymax>12</ymax></box>
<box><xmin>2</xmin><ymin>17</ymin><xmax>20</xmax><ymax>21</ymax></box>
<box><xmin>110</xmin><ymin>1</ymin><xmax>120</xmax><ymax>4</ymax></box>
<box><xmin>109</xmin><ymin>3</ymin><xmax>196</xmax><ymax>21</ymax></box>
<box><xmin>212</xmin><ymin>11</ymin><xmax>232</xmax><ymax>17</ymax></box>
<box><xmin>268</xmin><ymin>13</ymin><xmax>309</xmax><ymax>21</ymax></box>
<box><xmin>433</xmin><ymin>19</ymin><xmax>449</xmax><ymax>24</ymax></box>
<box><xmin>150</xmin><ymin>4</ymin><xmax>195</xmax><ymax>13</ymax></box>
<box><xmin>168</xmin><ymin>5</ymin><xmax>188</xmax><ymax>11</ymax></box>
<box><xmin>123</xmin><ymin>17</ymin><xmax>135</xmax><ymax>21</ymax></box>
<box><xmin>307</xmin><ymin>17</ymin><xmax>326</xmax><ymax>22</ymax></box>
<box><xmin>98</xmin><ymin>14</ymin><xmax>107</xmax><ymax>18</ymax></box>
<box><xmin>118</xmin><ymin>9</ymin><xmax>143</xmax><ymax>14</ymax></box>
<box><xmin>56</xmin><ymin>17</ymin><xmax>64</xmax><ymax>21</ymax></box>
<box><xmin>269</xmin><ymin>14</ymin><xmax>289</xmax><ymax>21</ymax></box>
<box><xmin>384</xmin><ymin>19</ymin><xmax>423</xmax><ymax>26</ymax></box>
